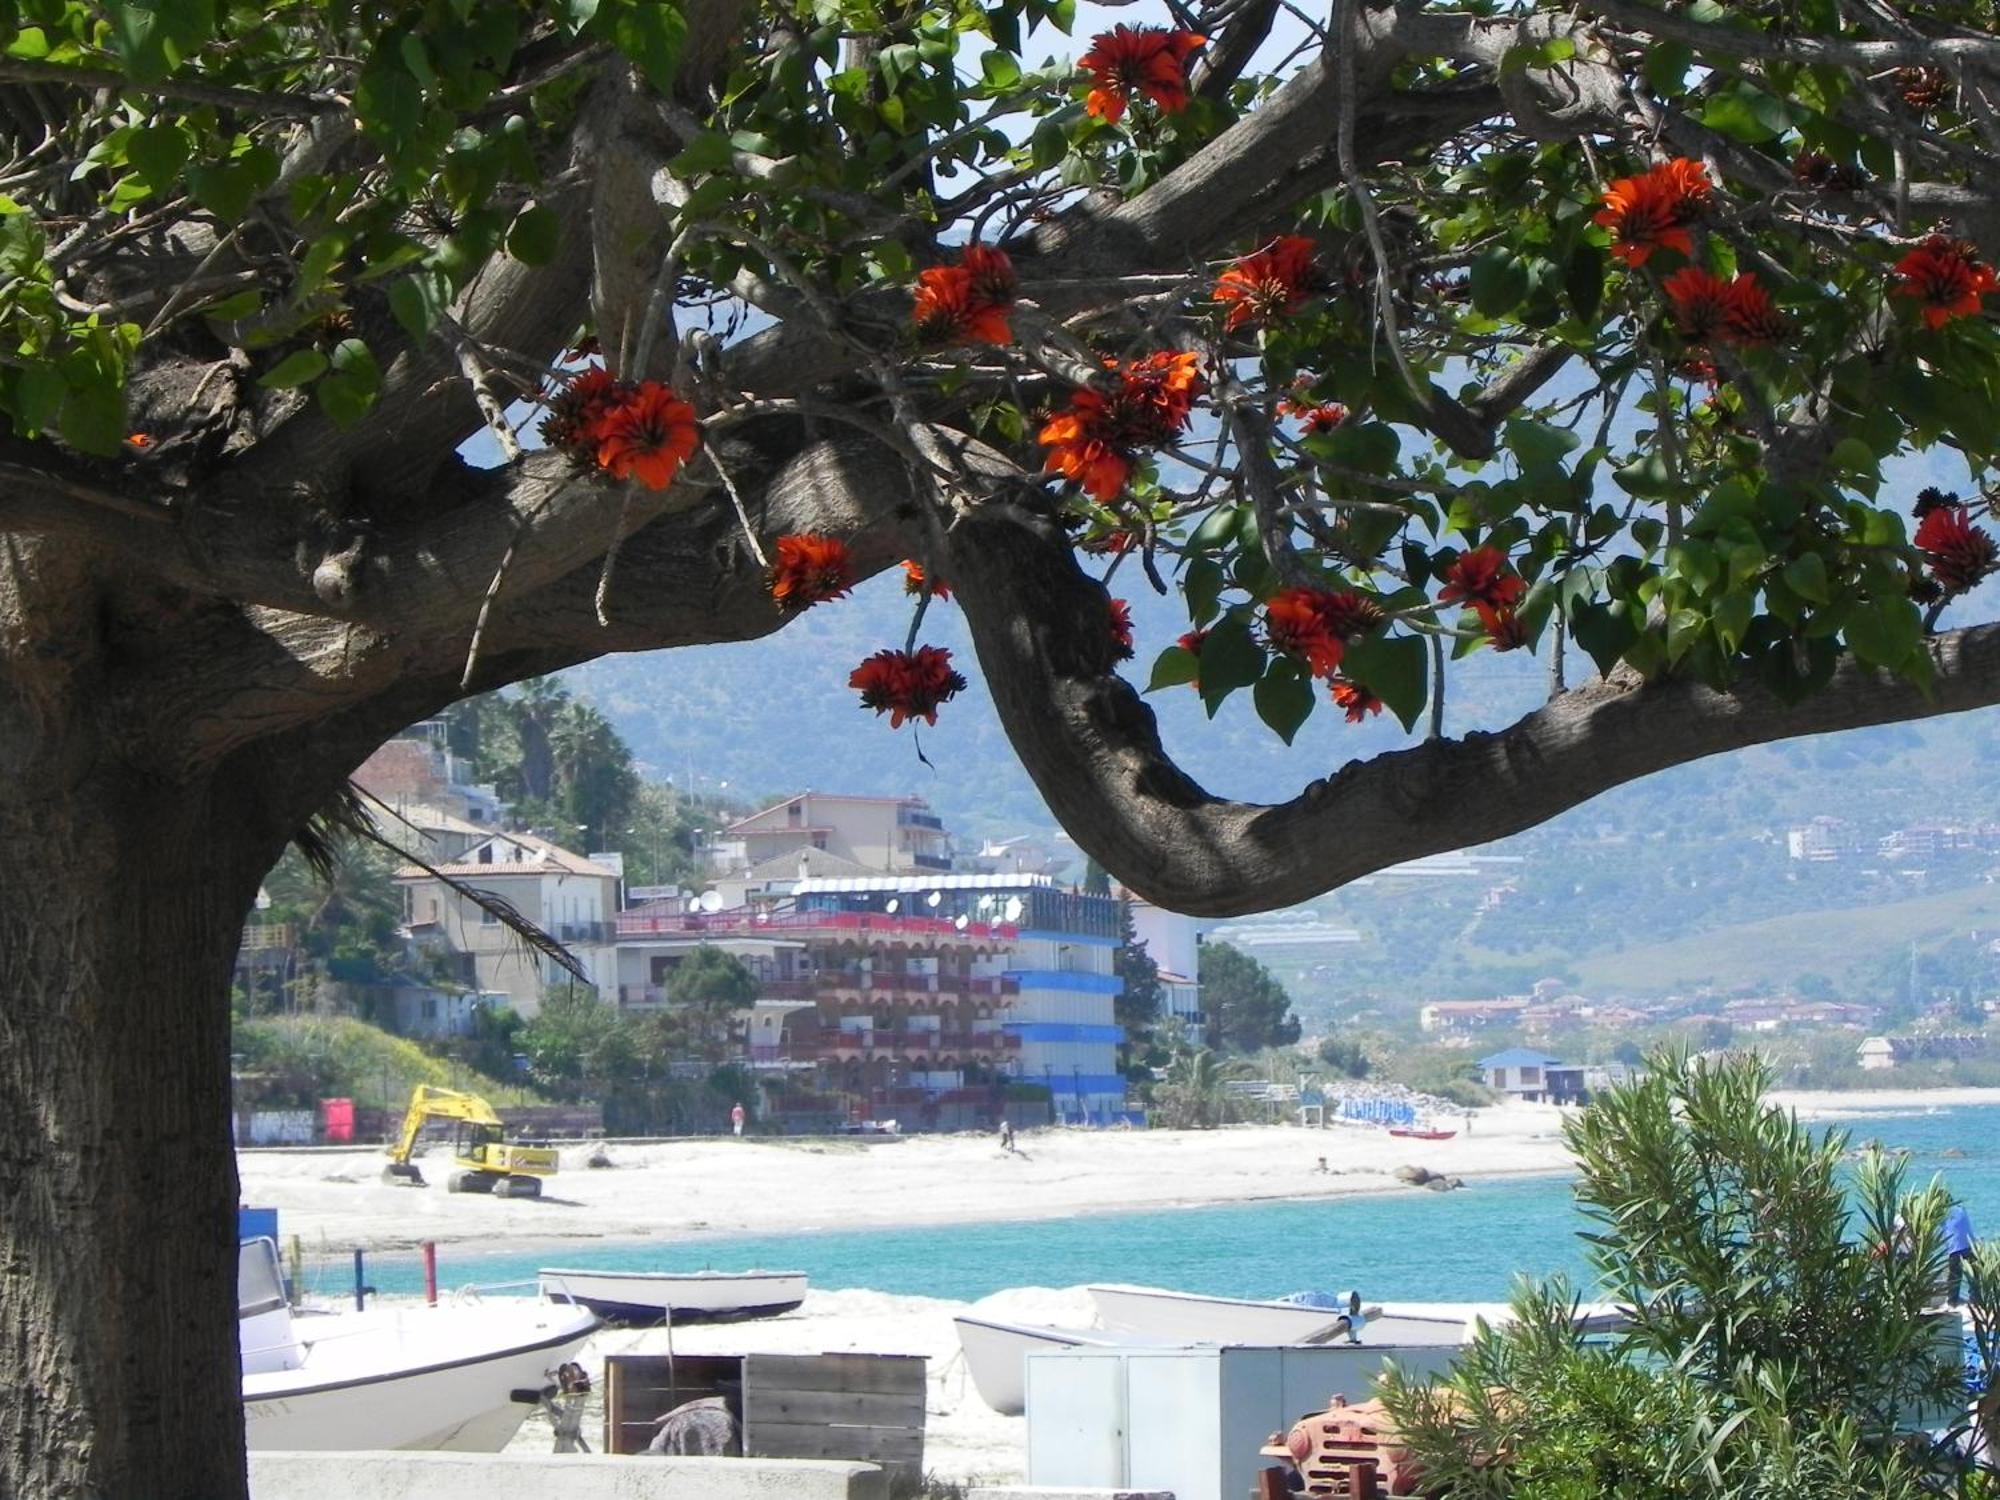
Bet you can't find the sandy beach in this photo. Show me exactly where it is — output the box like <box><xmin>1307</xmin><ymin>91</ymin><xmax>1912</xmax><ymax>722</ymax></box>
<box><xmin>239</xmin><ymin>1102</ymin><xmax>1577</xmax><ymax>1255</ymax></box>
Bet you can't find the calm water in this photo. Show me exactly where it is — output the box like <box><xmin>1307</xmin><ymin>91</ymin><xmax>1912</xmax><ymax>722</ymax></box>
<box><xmin>343</xmin><ymin>1102</ymin><xmax>2000</xmax><ymax>1305</ymax></box>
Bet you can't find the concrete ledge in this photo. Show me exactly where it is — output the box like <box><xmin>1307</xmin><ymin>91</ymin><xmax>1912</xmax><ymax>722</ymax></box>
<box><xmin>969</xmin><ymin>1489</ymin><xmax>1175</xmax><ymax>1500</ymax></box>
<box><xmin>250</xmin><ymin>1452</ymin><xmax>888</xmax><ymax>1500</ymax></box>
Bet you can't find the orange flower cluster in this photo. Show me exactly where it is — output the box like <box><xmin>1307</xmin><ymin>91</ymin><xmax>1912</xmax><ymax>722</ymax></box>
<box><xmin>1329</xmin><ymin>678</ymin><xmax>1383</xmax><ymax>723</ymax></box>
<box><xmin>769</xmin><ymin>534</ymin><xmax>854</xmax><ymax>611</ymax></box>
<box><xmin>541</xmin><ymin>368</ymin><xmax>701</xmax><ymax>491</ymax></box>
<box><xmin>1261</xmin><ymin>587</ymin><xmax>1383</xmax><ymax>678</ymax></box>
<box><xmin>1440</xmin><ymin>546</ymin><xmax>1529</xmax><ymax>646</ymax></box>
<box><xmin>1594</xmin><ymin>158</ymin><xmax>1711</xmax><ymax>266</ymax></box>
<box><xmin>1214</xmin><ymin>236</ymin><xmax>1323</xmax><ymax>331</ymax></box>
<box><xmin>1079</xmin><ymin>25</ymin><xmax>1205</xmax><ymax>123</ymax></box>
<box><xmin>1278</xmin><ymin>387</ymin><xmax>1347</xmax><ymax>435</ymax></box>
<box><xmin>1081</xmin><ymin>529</ymin><xmax>1137</xmax><ymax>556</ymax></box>
<box><xmin>1662</xmin><ymin>268</ymin><xmax>1786</xmax><ymax>346</ymax></box>
<box><xmin>1039</xmin><ymin>350</ymin><xmax>1206</xmax><ymax>501</ymax></box>
<box><xmin>1893</xmin><ymin>236</ymin><xmax>1998</xmax><ymax>329</ymax></box>
<box><xmin>1108</xmin><ymin>597</ymin><xmax>1135</xmax><ymax>660</ymax></box>
<box><xmin>849</xmin><ymin>646</ymin><xmax>968</xmax><ymax>728</ymax></box>
<box><xmin>1914</xmin><ymin>504</ymin><xmax>1999</xmax><ymax>595</ymax></box>
<box><xmin>902</xmin><ymin>559</ymin><xmax>951</xmax><ymax>600</ymax></box>
<box><xmin>912</xmin><ymin>245</ymin><xmax>1018</xmax><ymax>345</ymax></box>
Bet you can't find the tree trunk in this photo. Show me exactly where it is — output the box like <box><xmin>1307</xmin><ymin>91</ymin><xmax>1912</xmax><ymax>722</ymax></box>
<box><xmin>0</xmin><ymin>765</ymin><xmax>278</xmax><ymax>1500</ymax></box>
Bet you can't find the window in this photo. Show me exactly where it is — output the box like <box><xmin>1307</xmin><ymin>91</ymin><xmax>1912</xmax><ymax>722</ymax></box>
<box><xmin>477</xmin><ymin>844</ymin><xmax>492</xmax><ymax>864</ymax></box>
<box><xmin>1520</xmin><ymin>1066</ymin><xmax>1540</xmax><ymax>1086</ymax></box>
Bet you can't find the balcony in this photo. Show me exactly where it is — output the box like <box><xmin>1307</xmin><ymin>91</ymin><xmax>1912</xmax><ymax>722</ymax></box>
<box><xmin>758</xmin><ymin>971</ymin><xmax>1017</xmax><ymax>1000</ymax></box>
<box><xmin>618</xmin><ymin>984</ymin><xmax>668</xmax><ymax>1007</ymax></box>
<box><xmin>553</xmin><ymin>920</ymin><xmax>613</xmax><ymax>944</ymax></box>
<box><xmin>616</xmin><ymin>907</ymin><xmax>1017</xmax><ymax>945</ymax></box>
<box><xmin>807</xmin><ymin>1028</ymin><xmax>1018</xmax><ymax>1057</ymax></box>
<box><xmin>898</xmin><ymin>809</ymin><xmax>944</xmax><ymax>830</ymax></box>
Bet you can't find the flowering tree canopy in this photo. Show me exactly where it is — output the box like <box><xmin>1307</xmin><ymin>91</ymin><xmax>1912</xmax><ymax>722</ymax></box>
<box><xmin>9</xmin><ymin>2</ymin><xmax>2000</xmax><ymax>1484</ymax></box>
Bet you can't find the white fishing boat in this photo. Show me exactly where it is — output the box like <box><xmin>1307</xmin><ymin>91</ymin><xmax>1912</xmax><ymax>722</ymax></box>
<box><xmin>536</xmin><ymin>1266</ymin><xmax>808</xmax><ymax>1324</ymax></box>
<box><xmin>953</xmin><ymin>1313</ymin><xmax>1134</xmax><ymax>1416</ymax></box>
<box><xmin>238</xmin><ymin>1239</ymin><xmax>599</xmax><ymax>1451</ymax></box>
<box><xmin>1086</xmin><ymin>1284</ymin><xmax>1456</xmax><ymax>1345</ymax></box>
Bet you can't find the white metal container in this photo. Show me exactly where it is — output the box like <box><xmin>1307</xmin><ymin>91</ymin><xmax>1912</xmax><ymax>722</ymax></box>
<box><xmin>1025</xmin><ymin>1343</ymin><xmax>1461</xmax><ymax>1500</ymax></box>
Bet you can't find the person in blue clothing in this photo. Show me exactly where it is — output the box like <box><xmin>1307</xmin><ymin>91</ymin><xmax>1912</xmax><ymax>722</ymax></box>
<box><xmin>1945</xmin><ymin>1202</ymin><xmax>1977</xmax><ymax>1306</ymax></box>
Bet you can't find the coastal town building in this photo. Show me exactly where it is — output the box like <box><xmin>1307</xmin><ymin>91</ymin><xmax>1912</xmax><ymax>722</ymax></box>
<box><xmin>705</xmin><ymin>792</ymin><xmax>954</xmax><ymax>890</ymax></box>
<box><xmin>1419</xmin><ymin>998</ymin><xmax>1529</xmax><ymax>1034</ymax></box>
<box><xmin>1126</xmin><ymin>893</ymin><xmax>1206</xmax><ymax>1046</ymax></box>
<box><xmin>395</xmin><ymin>830</ymin><xmax>622</xmax><ymax>1018</ymax></box>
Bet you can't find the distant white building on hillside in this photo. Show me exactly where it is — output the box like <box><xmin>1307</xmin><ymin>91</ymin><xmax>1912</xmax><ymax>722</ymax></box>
<box><xmin>1125</xmin><ymin>893</ymin><xmax>1204</xmax><ymax>1046</ymax></box>
<box><xmin>396</xmin><ymin>830</ymin><xmax>620</xmax><ymax>1018</ymax></box>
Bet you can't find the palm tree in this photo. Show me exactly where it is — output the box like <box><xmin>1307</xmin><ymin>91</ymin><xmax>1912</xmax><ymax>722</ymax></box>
<box><xmin>1161</xmin><ymin>1047</ymin><xmax>1257</xmax><ymax>1129</ymax></box>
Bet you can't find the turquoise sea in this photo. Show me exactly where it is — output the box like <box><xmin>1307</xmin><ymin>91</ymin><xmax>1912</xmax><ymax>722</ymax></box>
<box><xmin>347</xmin><ymin>1101</ymin><xmax>2000</xmax><ymax>1306</ymax></box>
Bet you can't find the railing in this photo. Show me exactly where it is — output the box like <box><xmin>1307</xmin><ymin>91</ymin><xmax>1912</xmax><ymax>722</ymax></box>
<box><xmin>757</xmin><ymin>972</ymin><xmax>1017</xmax><ymax>999</ymax></box>
<box><xmin>616</xmin><ymin>907</ymin><xmax>1018</xmax><ymax>943</ymax></box>
<box><xmin>554</xmin><ymin>921</ymin><xmax>613</xmax><ymax>944</ymax></box>
<box><xmin>618</xmin><ymin>984</ymin><xmax>668</xmax><ymax>1007</ymax></box>
<box><xmin>806</xmin><ymin>1028</ymin><xmax>1018</xmax><ymax>1055</ymax></box>
<box><xmin>240</xmin><ymin>924</ymin><xmax>296</xmax><ymax>951</ymax></box>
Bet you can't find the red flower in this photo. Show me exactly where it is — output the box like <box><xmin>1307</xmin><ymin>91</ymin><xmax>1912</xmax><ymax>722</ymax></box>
<box><xmin>959</xmin><ymin>245</ymin><xmax>1017</xmax><ymax>308</ymax></box>
<box><xmin>1594</xmin><ymin>158</ymin><xmax>1710</xmax><ymax>266</ymax></box>
<box><xmin>1108</xmin><ymin>597</ymin><xmax>1135</xmax><ymax>660</ymax></box>
<box><xmin>125</xmin><ymin>432</ymin><xmax>153</xmax><ymax>449</ymax></box>
<box><xmin>1663</xmin><ymin>267</ymin><xmax>1732</xmax><ymax>343</ymax></box>
<box><xmin>539</xmin><ymin>365</ymin><xmax>620</xmax><ymax>458</ymax></box>
<box><xmin>1262</xmin><ymin>588</ymin><xmax>1350</xmax><ymax>677</ymax></box>
<box><xmin>1279</xmin><ymin>389</ymin><xmax>1347</xmax><ymax>435</ymax></box>
<box><xmin>1438</xmin><ymin>547</ymin><xmax>1526</xmax><ymax>613</ymax></box>
<box><xmin>849</xmin><ymin>645</ymin><xmax>968</xmax><ymax>728</ymax></box>
<box><xmin>1082</xmin><ymin>528</ymin><xmax>1137</xmax><ymax>556</ymax></box>
<box><xmin>1320</xmin><ymin>591</ymin><xmax>1385</xmax><ymax>639</ymax></box>
<box><xmin>595</xmin><ymin>381</ymin><xmax>701</xmax><ymax>490</ymax></box>
<box><xmin>902</xmin><ymin>559</ymin><xmax>951</xmax><ymax>600</ymax></box>
<box><xmin>1079</xmin><ymin>26</ymin><xmax>1205</xmax><ymax>123</ymax></box>
<box><xmin>1039</xmin><ymin>350</ymin><xmax>1206</xmax><ymax>501</ymax></box>
<box><xmin>770</xmin><ymin>534</ymin><xmax>854</xmax><ymax>610</ymax></box>
<box><xmin>912</xmin><ymin>267</ymin><xmax>1012</xmax><ymax>346</ymax></box>
<box><xmin>1915</xmin><ymin>504</ymin><xmax>1999</xmax><ymax>594</ymax></box>
<box><xmin>1177</xmin><ymin>628</ymin><xmax>1208</xmax><ymax>655</ymax></box>
<box><xmin>1329</xmin><ymin>678</ymin><xmax>1383</xmax><ymax>724</ymax></box>
<box><xmin>1214</xmin><ymin>236</ymin><xmax>1322</xmax><ymax>331</ymax></box>
<box><xmin>1893</xmin><ymin>236</ymin><xmax>1997</xmax><ymax>330</ymax></box>
<box><xmin>1477</xmin><ymin>603</ymin><xmax>1530</xmax><ymax>651</ymax></box>
<box><xmin>1720</xmin><ymin>273</ymin><xmax>1785</xmax><ymax>345</ymax></box>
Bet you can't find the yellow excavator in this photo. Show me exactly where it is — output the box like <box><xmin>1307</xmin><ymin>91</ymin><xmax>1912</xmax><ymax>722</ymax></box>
<box><xmin>382</xmin><ymin>1085</ymin><xmax>559</xmax><ymax>1198</ymax></box>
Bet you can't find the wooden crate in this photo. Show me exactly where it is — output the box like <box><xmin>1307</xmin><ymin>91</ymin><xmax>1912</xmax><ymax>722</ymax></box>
<box><xmin>605</xmin><ymin>1351</ymin><xmax>926</xmax><ymax>1484</ymax></box>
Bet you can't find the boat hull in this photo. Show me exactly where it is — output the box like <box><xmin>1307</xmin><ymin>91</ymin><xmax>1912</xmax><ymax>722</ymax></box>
<box><xmin>537</xmin><ymin>1268</ymin><xmax>808</xmax><ymax>1325</ymax></box>
<box><xmin>243</xmin><ymin>1305</ymin><xmax>598</xmax><ymax>1452</ymax></box>
<box><xmin>1087</xmin><ymin>1284</ymin><xmax>1354</xmax><ymax>1344</ymax></box>
<box><xmin>954</xmin><ymin>1314</ymin><xmax>1122</xmax><ymax>1416</ymax></box>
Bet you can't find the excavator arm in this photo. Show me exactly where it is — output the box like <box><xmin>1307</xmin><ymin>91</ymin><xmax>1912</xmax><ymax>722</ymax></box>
<box><xmin>381</xmin><ymin>1085</ymin><xmax>553</xmax><ymax>1197</ymax></box>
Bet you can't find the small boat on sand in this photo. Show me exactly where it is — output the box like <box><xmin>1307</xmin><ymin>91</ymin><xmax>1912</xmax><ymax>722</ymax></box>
<box><xmin>536</xmin><ymin>1267</ymin><xmax>808</xmax><ymax>1324</ymax></box>
<box><xmin>240</xmin><ymin>1239</ymin><xmax>598</xmax><ymax>1451</ymax></box>
<box><xmin>1388</xmin><ymin>1125</ymin><xmax>1458</xmax><ymax>1139</ymax></box>
<box><xmin>953</xmin><ymin>1313</ymin><xmax>1133</xmax><ymax>1416</ymax></box>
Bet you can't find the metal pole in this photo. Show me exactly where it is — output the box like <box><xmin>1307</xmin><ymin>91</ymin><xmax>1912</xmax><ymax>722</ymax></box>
<box><xmin>423</xmin><ymin>1240</ymin><xmax>438</xmax><ymax>1306</ymax></box>
<box><xmin>352</xmin><ymin>1248</ymin><xmax>367</xmax><ymax>1311</ymax></box>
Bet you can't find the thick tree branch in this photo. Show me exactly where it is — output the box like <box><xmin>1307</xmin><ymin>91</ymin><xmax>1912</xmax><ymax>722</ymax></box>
<box><xmin>945</xmin><ymin>496</ymin><xmax>2000</xmax><ymax>916</ymax></box>
<box><xmin>0</xmin><ymin>59</ymin><xmax>346</xmax><ymax>115</ymax></box>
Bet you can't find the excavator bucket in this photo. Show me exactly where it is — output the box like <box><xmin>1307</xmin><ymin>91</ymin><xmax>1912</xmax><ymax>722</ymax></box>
<box><xmin>382</xmin><ymin>1162</ymin><xmax>425</xmax><ymax>1186</ymax></box>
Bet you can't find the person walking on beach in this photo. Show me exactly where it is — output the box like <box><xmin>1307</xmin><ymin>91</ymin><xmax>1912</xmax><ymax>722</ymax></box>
<box><xmin>1946</xmin><ymin>1201</ymin><xmax>1978</xmax><ymax>1305</ymax></box>
<box><xmin>999</xmin><ymin>1119</ymin><xmax>1016</xmax><ymax>1154</ymax></box>
<box><xmin>730</xmin><ymin>1101</ymin><xmax>746</xmax><ymax>1138</ymax></box>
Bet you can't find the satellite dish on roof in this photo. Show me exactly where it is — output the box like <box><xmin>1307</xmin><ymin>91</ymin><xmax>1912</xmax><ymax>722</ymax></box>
<box><xmin>698</xmin><ymin>890</ymin><xmax>724</xmax><ymax>913</ymax></box>
<box><xmin>954</xmin><ymin>914</ymin><xmax>970</xmax><ymax>931</ymax></box>
<box><xmin>884</xmin><ymin>898</ymin><xmax>900</xmax><ymax>914</ymax></box>
<box><xmin>1003</xmin><ymin>896</ymin><xmax>1024</xmax><ymax>922</ymax></box>
<box><xmin>926</xmin><ymin>890</ymin><xmax>943</xmax><ymax>908</ymax></box>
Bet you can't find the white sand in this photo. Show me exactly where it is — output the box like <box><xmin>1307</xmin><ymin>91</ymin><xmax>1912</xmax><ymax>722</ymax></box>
<box><xmin>1770</xmin><ymin>1086</ymin><xmax>2000</xmax><ymax>1117</ymax></box>
<box><xmin>238</xmin><ymin>1103</ymin><xmax>1577</xmax><ymax>1256</ymax></box>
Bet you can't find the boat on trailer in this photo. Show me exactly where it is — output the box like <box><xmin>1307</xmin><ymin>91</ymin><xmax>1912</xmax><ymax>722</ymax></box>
<box><xmin>239</xmin><ymin>1238</ymin><xmax>599</xmax><ymax>1451</ymax></box>
<box><xmin>536</xmin><ymin>1266</ymin><xmax>809</xmax><ymax>1324</ymax></box>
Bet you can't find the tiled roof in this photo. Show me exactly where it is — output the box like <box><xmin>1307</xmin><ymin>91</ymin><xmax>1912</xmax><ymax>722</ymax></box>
<box><xmin>395</xmin><ymin>829</ymin><xmax>620</xmax><ymax>881</ymax></box>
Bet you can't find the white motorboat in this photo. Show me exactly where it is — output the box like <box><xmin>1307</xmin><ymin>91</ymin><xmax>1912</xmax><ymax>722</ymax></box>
<box><xmin>953</xmin><ymin>1313</ymin><xmax>1135</xmax><ymax>1416</ymax></box>
<box><xmin>536</xmin><ymin>1266</ymin><xmax>808</xmax><ymax>1324</ymax></box>
<box><xmin>239</xmin><ymin>1239</ymin><xmax>599</xmax><ymax>1451</ymax></box>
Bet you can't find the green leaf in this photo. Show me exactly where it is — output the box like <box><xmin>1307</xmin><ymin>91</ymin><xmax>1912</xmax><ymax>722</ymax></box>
<box><xmin>126</xmin><ymin>124</ymin><xmax>190</xmax><ymax>191</ymax></box>
<box><xmin>317</xmin><ymin>338</ymin><xmax>383</xmax><ymax>428</ymax></box>
<box><xmin>1187</xmin><ymin>504</ymin><xmax>1243</xmax><ymax>553</ymax></box>
<box><xmin>13</xmin><ymin>361</ymin><xmax>66</xmax><ymax>434</ymax></box>
<box><xmin>1183</xmin><ymin>555</ymin><xmax>1225</xmax><ymax>626</ymax></box>
<box><xmin>1614</xmin><ymin>450</ymin><xmax>1679</xmax><ymax>501</ymax></box>
<box><xmin>260</xmin><ymin>348</ymin><xmax>330</xmax><ymax>389</ymax></box>
<box><xmin>1504</xmin><ymin>418</ymin><xmax>1580</xmax><ymax>471</ymax></box>
<box><xmin>1146</xmin><ymin>645</ymin><xmax>1200</xmax><ymax>692</ymax></box>
<box><xmin>1254</xmin><ymin>663</ymin><xmax>1315</xmax><ymax>744</ymax></box>
<box><xmin>1782</xmin><ymin>553</ymin><xmax>1830</xmax><ymax>604</ymax></box>
<box><xmin>980</xmin><ymin>49</ymin><xmax>1021</xmax><ymax>90</ymax></box>
<box><xmin>1196</xmin><ymin>614</ymin><xmax>1265</xmax><ymax>716</ymax></box>
<box><xmin>186</xmin><ymin>145</ymin><xmax>279</xmax><ymax>223</ymax></box>
<box><xmin>1570</xmin><ymin>601</ymin><xmax>1641</xmax><ymax>676</ymax></box>
<box><xmin>1342</xmin><ymin>632</ymin><xmax>1427</xmax><ymax>732</ymax></box>
<box><xmin>610</xmin><ymin>0</ymin><xmax>687</xmax><ymax>92</ymax></box>
<box><xmin>355</xmin><ymin>52</ymin><xmax>424</xmax><ymax>142</ymax></box>
<box><xmin>59</xmin><ymin>378</ymin><xmax>126</xmax><ymax>456</ymax></box>
<box><xmin>1845</xmin><ymin>596</ymin><xmax>1921</xmax><ymax>669</ymax></box>
<box><xmin>505</xmin><ymin>205</ymin><xmax>560</xmax><ymax>266</ymax></box>
<box><xmin>105</xmin><ymin>0</ymin><xmax>215</xmax><ymax>84</ymax></box>
<box><xmin>1470</xmin><ymin>247</ymin><xmax>1529</xmax><ymax>317</ymax></box>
